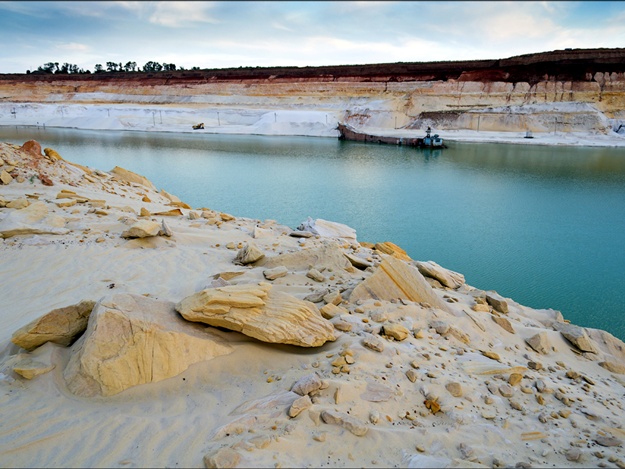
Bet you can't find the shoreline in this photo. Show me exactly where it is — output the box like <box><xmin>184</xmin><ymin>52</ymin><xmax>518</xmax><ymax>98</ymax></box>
<box><xmin>1</xmin><ymin>102</ymin><xmax>625</xmax><ymax>148</ymax></box>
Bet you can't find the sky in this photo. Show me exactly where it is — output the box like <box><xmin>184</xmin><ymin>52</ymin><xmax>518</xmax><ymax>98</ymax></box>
<box><xmin>1</xmin><ymin>1</ymin><xmax>624</xmax><ymax>74</ymax></box>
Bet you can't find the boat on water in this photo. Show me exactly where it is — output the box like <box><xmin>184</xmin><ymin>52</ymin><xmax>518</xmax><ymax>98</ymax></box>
<box><xmin>337</xmin><ymin>123</ymin><xmax>446</xmax><ymax>148</ymax></box>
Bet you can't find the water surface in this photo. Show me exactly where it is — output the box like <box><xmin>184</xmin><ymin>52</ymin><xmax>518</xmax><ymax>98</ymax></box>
<box><xmin>2</xmin><ymin>126</ymin><xmax>624</xmax><ymax>341</ymax></box>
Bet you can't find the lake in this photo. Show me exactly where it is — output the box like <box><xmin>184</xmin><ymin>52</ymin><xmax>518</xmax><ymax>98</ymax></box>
<box><xmin>2</xmin><ymin>126</ymin><xmax>625</xmax><ymax>341</ymax></box>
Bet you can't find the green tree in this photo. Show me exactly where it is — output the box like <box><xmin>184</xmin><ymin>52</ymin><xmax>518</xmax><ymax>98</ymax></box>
<box><xmin>106</xmin><ymin>61</ymin><xmax>120</xmax><ymax>72</ymax></box>
<box><xmin>124</xmin><ymin>61</ymin><xmax>137</xmax><ymax>72</ymax></box>
<box><xmin>142</xmin><ymin>61</ymin><xmax>162</xmax><ymax>72</ymax></box>
<box><xmin>94</xmin><ymin>64</ymin><xmax>104</xmax><ymax>73</ymax></box>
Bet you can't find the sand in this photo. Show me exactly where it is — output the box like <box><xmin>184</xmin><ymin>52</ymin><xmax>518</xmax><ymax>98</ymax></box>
<box><xmin>1</xmin><ymin>137</ymin><xmax>625</xmax><ymax>469</ymax></box>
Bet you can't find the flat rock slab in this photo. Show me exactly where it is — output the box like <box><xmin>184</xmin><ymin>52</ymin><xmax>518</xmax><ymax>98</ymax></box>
<box><xmin>297</xmin><ymin>217</ymin><xmax>357</xmax><ymax>241</ymax></box>
<box><xmin>176</xmin><ymin>283</ymin><xmax>335</xmax><ymax>347</ymax></box>
<box><xmin>64</xmin><ymin>294</ymin><xmax>233</xmax><ymax>397</ymax></box>
<box><xmin>416</xmin><ymin>260</ymin><xmax>465</xmax><ymax>289</ymax></box>
<box><xmin>0</xmin><ymin>201</ymin><xmax>68</xmax><ymax>238</ymax></box>
<box><xmin>350</xmin><ymin>256</ymin><xmax>449</xmax><ymax>312</ymax></box>
<box><xmin>12</xmin><ymin>300</ymin><xmax>96</xmax><ymax>351</ymax></box>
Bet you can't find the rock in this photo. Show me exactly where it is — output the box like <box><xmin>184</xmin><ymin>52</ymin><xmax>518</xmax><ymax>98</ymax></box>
<box><xmin>12</xmin><ymin>358</ymin><xmax>55</xmax><ymax>379</ymax></box>
<box><xmin>472</xmin><ymin>303</ymin><xmax>491</xmax><ymax>313</ymax></box>
<box><xmin>594</xmin><ymin>436</ymin><xmax>622</xmax><ymax>447</ymax></box>
<box><xmin>508</xmin><ymin>373</ymin><xmax>523</xmax><ymax>386</ymax></box>
<box><xmin>176</xmin><ymin>284</ymin><xmax>335</xmax><ymax>347</ymax></box>
<box><xmin>485</xmin><ymin>293</ymin><xmax>509</xmax><ymax>313</ymax></box>
<box><xmin>304</xmin><ymin>288</ymin><xmax>329</xmax><ymax>303</ymax></box>
<box><xmin>0</xmin><ymin>170</ymin><xmax>12</xmax><ymax>185</ymax></box>
<box><xmin>262</xmin><ymin>241</ymin><xmax>354</xmax><ymax>273</ymax></box>
<box><xmin>565</xmin><ymin>448</ymin><xmax>582</xmax><ymax>462</ymax></box>
<box><xmin>159</xmin><ymin>219</ymin><xmax>173</xmax><ymax>237</ymax></box>
<box><xmin>499</xmin><ymin>384</ymin><xmax>515</xmax><ymax>397</ymax></box>
<box><xmin>289</xmin><ymin>230</ymin><xmax>313</xmax><ymax>238</ymax></box>
<box><xmin>598</xmin><ymin>361</ymin><xmax>625</xmax><ymax>374</ymax></box>
<box><xmin>415</xmin><ymin>261</ymin><xmax>465</xmax><ymax>289</ymax></box>
<box><xmin>372</xmin><ymin>241</ymin><xmax>411</xmax><ymax>261</ymax></box>
<box><xmin>6</xmin><ymin>198</ymin><xmax>29</xmax><ymax>209</ymax></box>
<box><xmin>492</xmin><ymin>316</ymin><xmax>515</xmax><ymax>334</ymax></box>
<box><xmin>233</xmin><ymin>243</ymin><xmax>265</xmax><ymax>265</ymax></box>
<box><xmin>481</xmin><ymin>351</ymin><xmax>501</xmax><ymax>361</ymax></box>
<box><xmin>381</xmin><ymin>323</ymin><xmax>410</xmax><ymax>341</ymax></box>
<box><xmin>406</xmin><ymin>369</ymin><xmax>419</xmax><ymax>383</ymax></box>
<box><xmin>297</xmin><ymin>217</ymin><xmax>357</xmax><ymax>241</ymax></box>
<box><xmin>323</xmin><ymin>290</ymin><xmax>342</xmax><ymax>306</ymax></box>
<box><xmin>204</xmin><ymin>448</ymin><xmax>241</xmax><ymax>469</ymax></box>
<box><xmin>553</xmin><ymin>323</ymin><xmax>599</xmax><ymax>353</ymax></box>
<box><xmin>306</xmin><ymin>268</ymin><xmax>325</xmax><ymax>282</ymax></box>
<box><xmin>110</xmin><ymin>166</ymin><xmax>156</xmax><ymax>190</ymax></box>
<box><xmin>320</xmin><ymin>303</ymin><xmax>344</xmax><ymax>319</ymax></box>
<box><xmin>121</xmin><ymin>220</ymin><xmax>161</xmax><ymax>239</ymax></box>
<box><xmin>291</xmin><ymin>373</ymin><xmax>323</xmax><ymax>396</ymax></box>
<box><xmin>350</xmin><ymin>256</ymin><xmax>450</xmax><ymax>312</ymax></box>
<box><xmin>64</xmin><ymin>294</ymin><xmax>233</xmax><ymax>397</ymax></box>
<box><xmin>363</xmin><ymin>336</ymin><xmax>385</xmax><ymax>352</ymax></box>
<box><xmin>321</xmin><ymin>410</ymin><xmax>368</xmax><ymax>436</ymax></box>
<box><xmin>44</xmin><ymin>148</ymin><xmax>63</xmax><ymax>160</ymax></box>
<box><xmin>333</xmin><ymin>319</ymin><xmax>352</xmax><ymax>332</ymax></box>
<box><xmin>344</xmin><ymin>252</ymin><xmax>373</xmax><ymax>270</ymax></box>
<box><xmin>430</xmin><ymin>320</ymin><xmax>450</xmax><ymax>335</ymax></box>
<box><xmin>288</xmin><ymin>395</ymin><xmax>313</xmax><ymax>418</ymax></box>
<box><xmin>526</xmin><ymin>332</ymin><xmax>551</xmax><ymax>354</ymax></box>
<box><xmin>20</xmin><ymin>139</ymin><xmax>42</xmax><ymax>156</ymax></box>
<box><xmin>219</xmin><ymin>212</ymin><xmax>235</xmax><ymax>222</ymax></box>
<box><xmin>445</xmin><ymin>382</ymin><xmax>463</xmax><ymax>397</ymax></box>
<box><xmin>11</xmin><ymin>300</ymin><xmax>96</xmax><ymax>351</ymax></box>
<box><xmin>263</xmin><ymin>266</ymin><xmax>288</xmax><ymax>281</ymax></box>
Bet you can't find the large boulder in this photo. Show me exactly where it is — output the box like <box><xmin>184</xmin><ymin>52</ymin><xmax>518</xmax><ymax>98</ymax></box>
<box><xmin>11</xmin><ymin>300</ymin><xmax>96</xmax><ymax>351</ymax></box>
<box><xmin>350</xmin><ymin>256</ymin><xmax>449</xmax><ymax>311</ymax></box>
<box><xmin>176</xmin><ymin>283</ymin><xmax>335</xmax><ymax>347</ymax></box>
<box><xmin>64</xmin><ymin>294</ymin><xmax>233</xmax><ymax>397</ymax></box>
<box><xmin>553</xmin><ymin>322</ymin><xmax>599</xmax><ymax>354</ymax></box>
<box><xmin>415</xmin><ymin>260</ymin><xmax>465</xmax><ymax>289</ymax></box>
<box><xmin>374</xmin><ymin>242</ymin><xmax>411</xmax><ymax>261</ymax></box>
<box><xmin>297</xmin><ymin>217</ymin><xmax>357</xmax><ymax>241</ymax></box>
<box><xmin>0</xmin><ymin>201</ymin><xmax>68</xmax><ymax>238</ymax></box>
<box><xmin>121</xmin><ymin>220</ymin><xmax>161</xmax><ymax>239</ymax></box>
<box><xmin>261</xmin><ymin>241</ymin><xmax>354</xmax><ymax>273</ymax></box>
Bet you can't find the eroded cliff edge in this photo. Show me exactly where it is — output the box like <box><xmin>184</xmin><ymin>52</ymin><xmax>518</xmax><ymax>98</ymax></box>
<box><xmin>1</xmin><ymin>48</ymin><xmax>625</xmax><ymax>136</ymax></box>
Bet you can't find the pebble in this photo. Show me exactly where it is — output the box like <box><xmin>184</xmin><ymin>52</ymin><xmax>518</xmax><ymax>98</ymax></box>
<box><xmin>445</xmin><ymin>382</ymin><xmax>463</xmax><ymax>397</ymax></box>
<box><xmin>306</xmin><ymin>268</ymin><xmax>325</xmax><ymax>282</ymax></box>
<box><xmin>363</xmin><ymin>336</ymin><xmax>385</xmax><ymax>352</ymax></box>
<box><xmin>499</xmin><ymin>384</ymin><xmax>514</xmax><ymax>398</ymax></box>
<box><xmin>508</xmin><ymin>373</ymin><xmax>523</xmax><ymax>386</ymax></box>
<box><xmin>565</xmin><ymin>448</ymin><xmax>582</xmax><ymax>462</ymax></box>
<box><xmin>369</xmin><ymin>411</ymin><xmax>380</xmax><ymax>424</ymax></box>
<box><xmin>406</xmin><ymin>369</ymin><xmax>418</xmax><ymax>383</ymax></box>
<box><xmin>595</xmin><ymin>436</ymin><xmax>623</xmax><ymax>447</ymax></box>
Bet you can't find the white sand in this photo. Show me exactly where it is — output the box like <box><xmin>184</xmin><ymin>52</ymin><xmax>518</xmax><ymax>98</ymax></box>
<box><xmin>1</xmin><ymin>136</ymin><xmax>625</xmax><ymax>468</ymax></box>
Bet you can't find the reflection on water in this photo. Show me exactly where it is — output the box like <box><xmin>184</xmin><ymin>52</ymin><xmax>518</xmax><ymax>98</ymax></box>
<box><xmin>1</xmin><ymin>126</ymin><xmax>624</xmax><ymax>341</ymax></box>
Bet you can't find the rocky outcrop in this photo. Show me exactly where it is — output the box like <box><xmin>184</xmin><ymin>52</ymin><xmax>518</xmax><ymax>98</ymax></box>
<box><xmin>415</xmin><ymin>260</ymin><xmax>465</xmax><ymax>289</ymax></box>
<box><xmin>121</xmin><ymin>220</ymin><xmax>161</xmax><ymax>238</ymax></box>
<box><xmin>297</xmin><ymin>217</ymin><xmax>357</xmax><ymax>241</ymax></box>
<box><xmin>350</xmin><ymin>256</ymin><xmax>449</xmax><ymax>311</ymax></box>
<box><xmin>64</xmin><ymin>294</ymin><xmax>233</xmax><ymax>397</ymax></box>
<box><xmin>261</xmin><ymin>241</ymin><xmax>354</xmax><ymax>274</ymax></box>
<box><xmin>11</xmin><ymin>300</ymin><xmax>96</xmax><ymax>351</ymax></box>
<box><xmin>175</xmin><ymin>283</ymin><xmax>335</xmax><ymax>347</ymax></box>
<box><xmin>110</xmin><ymin>166</ymin><xmax>156</xmax><ymax>190</ymax></box>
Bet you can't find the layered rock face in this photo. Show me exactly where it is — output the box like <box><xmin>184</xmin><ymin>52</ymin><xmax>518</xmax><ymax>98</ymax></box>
<box><xmin>1</xmin><ymin>48</ymin><xmax>625</xmax><ymax>134</ymax></box>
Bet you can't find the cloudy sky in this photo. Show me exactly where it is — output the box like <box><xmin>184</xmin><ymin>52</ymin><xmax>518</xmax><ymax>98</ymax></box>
<box><xmin>1</xmin><ymin>1</ymin><xmax>624</xmax><ymax>73</ymax></box>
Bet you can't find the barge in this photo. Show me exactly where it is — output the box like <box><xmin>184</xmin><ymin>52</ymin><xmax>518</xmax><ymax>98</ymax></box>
<box><xmin>337</xmin><ymin>123</ymin><xmax>446</xmax><ymax>148</ymax></box>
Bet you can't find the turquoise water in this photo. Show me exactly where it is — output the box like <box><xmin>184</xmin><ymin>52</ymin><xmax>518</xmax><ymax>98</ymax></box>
<box><xmin>2</xmin><ymin>126</ymin><xmax>625</xmax><ymax>341</ymax></box>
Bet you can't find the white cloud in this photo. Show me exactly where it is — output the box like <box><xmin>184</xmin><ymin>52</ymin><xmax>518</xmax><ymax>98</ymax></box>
<box><xmin>148</xmin><ymin>2</ymin><xmax>219</xmax><ymax>27</ymax></box>
<box><xmin>55</xmin><ymin>42</ymin><xmax>91</xmax><ymax>52</ymax></box>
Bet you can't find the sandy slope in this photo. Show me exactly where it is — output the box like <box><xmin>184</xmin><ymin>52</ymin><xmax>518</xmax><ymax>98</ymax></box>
<box><xmin>1</xmin><ymin>140</ymin><xmax>625</xmax><ymax>468</ymax></box>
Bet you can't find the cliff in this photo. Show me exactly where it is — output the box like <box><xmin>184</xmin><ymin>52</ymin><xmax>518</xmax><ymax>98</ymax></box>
<box><xmin>1</xmin><ymin>48</ymin><xmax>625</xmax><ymax>136</ymax></box>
